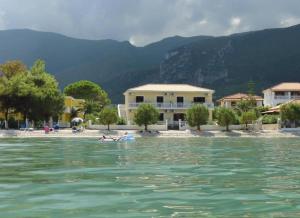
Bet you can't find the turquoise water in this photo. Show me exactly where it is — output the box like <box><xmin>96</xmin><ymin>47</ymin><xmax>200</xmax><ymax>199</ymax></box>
<box><xmin>1</xmin><ymin>138</ymin><xmax>300</xmax><ymax>217</ymax></box>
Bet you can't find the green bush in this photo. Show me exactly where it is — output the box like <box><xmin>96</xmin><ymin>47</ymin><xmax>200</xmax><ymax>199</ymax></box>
<box><xmin>117</xmin><ymin>117</ymin><xmax>126</xmax><ymax>125</ymax></box>
<box><xmin>187</xmin><ymin>104</ymin><xmax>209</xmax><ymax>130</ymax></box>
<box><xmin>262</xmin><ymin>115</ymin><xmax>279</xmax><ymax>124</ymax></box>
<box><xmin>216</xmin><ymin>107</ymin><xmax>236</xmax><ymax>131</ymax></box>
<box><xmin>134</xmin><ymin>104</ymin><xmax>159</xmax><ymax>131</ymax></box>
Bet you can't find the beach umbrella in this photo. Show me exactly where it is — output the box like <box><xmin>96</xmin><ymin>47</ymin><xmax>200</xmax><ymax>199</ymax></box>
<box><xmin>71</xmin><ymin>117</ymin><xmax>84</xmax><ymax>123</ymax></box>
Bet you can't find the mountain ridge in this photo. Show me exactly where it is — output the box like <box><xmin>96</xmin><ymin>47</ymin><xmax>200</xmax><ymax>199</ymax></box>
<box><xmin>1</xmin><ymin>25</ymin><xmax>300</xmax><ymax>102</ymax></box>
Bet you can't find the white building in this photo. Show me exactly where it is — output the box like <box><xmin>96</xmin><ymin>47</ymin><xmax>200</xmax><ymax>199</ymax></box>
<box><xmin>263</xmin><ymin>82</ymin><xmax>300</xmax><ymax>106</ymax></box>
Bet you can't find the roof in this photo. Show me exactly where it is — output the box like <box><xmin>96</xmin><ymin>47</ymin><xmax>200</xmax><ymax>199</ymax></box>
<box><xmin>264</xmin><ymin>82</ymin><xmax>300</xmax><ymax>92</ymax></box>
<box><xmin>218</xmin><ymin>93</ymin><xmax>263</xmax><ymax>102</ymax></box>
<box><xmin>262</xmin><ymin>99</ymin><xmax>300</xmax><ymax>114</ymax></box>
<box><xmin>125</xmin><ymin>84</ymin><xmax>215</xmax><ymax>93</ymax></box>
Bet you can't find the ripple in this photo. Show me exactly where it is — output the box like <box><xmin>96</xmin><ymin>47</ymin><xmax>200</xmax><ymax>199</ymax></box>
<box><xmin>0</xmin><ymin>137</ymin><xmax>300</xmax><ymax>217</ymax></box>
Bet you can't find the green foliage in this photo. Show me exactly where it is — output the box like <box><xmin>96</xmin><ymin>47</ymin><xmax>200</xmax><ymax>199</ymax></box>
<box><xmin>247</xmin><ymin>80</ymin><xmax>255</xmax><ymax>96</ymax></box>
<box><xmin>99</xmin><ymin>108</ymin><xmax>118</xmax><ymax>130</ymax></box>
<box><xmin>187</xmin><ymin>104</ymin><xmax>209</xmax><ymax>130</ymax></box>
<box><xmin>235</xmin><ymin>99</ymin><xmax>257</xmax><ymax>115</ymax></box>
<box><xmin>280</xmin><ymin>103</ymin><xmax>300</xmax><ymax>122</ymax></box>
<box><xmin>0</xmin><ymin>60</ymin><xmax>27</xmax><ymax>79</ymax></box>
<box><xmin>134</xmin><ymin>104</ymin><xmax>159</xmax><ymax>131</ymax></box>
<box><xmin>64</xmin><ymin>80</ymin><xmax>110</xmax><ymax>116</ymax></box>
<box><xmin>117</xmin><ymin>117</ymin><xmax>126</xmax><ymax>125</ymax></box>
<box><xmin>240</xmin><ymin>110</ymin><xmax>257</xmax><ymax>129</ymax></box>
<box><xmin>0</xmin><ymin>59</ymin><xmax>64</xmax><ymax>128</ymax></box>
<box><xmin>64</xmin><ymin>80</ymin><xmax>110</xmax><ymax>104</ymax></box>
<box><xmin>85</xmin><ymin>113</ymin><xmax>98</xmax><ymax>124</ymax></box>
<box><xmin>262</xmin><ymin>114</ymin><xmax>279</xmax><ymax>124</ymax></box>
<box><xmin>216</xmin><ymin>107</ymin><xmax>236</xmax><ymax>131</ymax></box>
<box><xmin>257</xmin><ymin>106</ymin><xmax>270</xmax><ymax>114</ymax></box>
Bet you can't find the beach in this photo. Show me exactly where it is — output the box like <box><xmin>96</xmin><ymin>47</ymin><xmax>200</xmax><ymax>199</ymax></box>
<box><xmin>1</xmin><ymin>129</ymin><xmax>300</xmax><ymax>138</ymax></box>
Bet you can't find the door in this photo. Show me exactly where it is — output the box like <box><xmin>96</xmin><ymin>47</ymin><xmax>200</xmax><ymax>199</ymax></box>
<box><xmin>157</xmin><ymin>96</ymin><xmax>164</xmax><ymax>108</ymax></box>
<box><xmin>177</xmin><ymin>96</ymin><xmax>184</xmax><ymax>108</ymax></box>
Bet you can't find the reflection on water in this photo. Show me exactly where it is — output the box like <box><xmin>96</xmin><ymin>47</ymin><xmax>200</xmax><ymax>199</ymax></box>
<box><xmin>0</xmin><ymin>137</ymin><xmax>300</xmax><ymax>217</ymax></box>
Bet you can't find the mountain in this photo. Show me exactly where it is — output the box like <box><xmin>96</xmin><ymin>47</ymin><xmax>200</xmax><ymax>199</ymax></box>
<box><xmin>0</xmin><ymin>25</ymin><xmax>300</xmax><ymax>103</ymax></box>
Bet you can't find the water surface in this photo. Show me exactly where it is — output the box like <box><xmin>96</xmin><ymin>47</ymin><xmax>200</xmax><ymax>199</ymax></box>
<box><xmin>1</xmin><ymin>137</ymin><xmax>300</xmax><ymax>217</ymax></box>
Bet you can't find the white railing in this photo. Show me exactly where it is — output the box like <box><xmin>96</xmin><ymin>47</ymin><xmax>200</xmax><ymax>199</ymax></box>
<box><xmin>128</xmin><ymin>102</ymin><xmax>214</xmax><ymax>109</ymax></box>
<box><xmin>274</xmin><ymin>96</ymin><xmax>290</xmax><ymax>100</ymax></box>
<box><xmin>274</xmin><ymin>95</ymin><xmax>300</xmax><ymax>100</ymax></box>
<box><xmin>291</xmin><ymin>96</ymin><xmax>300</xmax><ymax>99</ymax></box>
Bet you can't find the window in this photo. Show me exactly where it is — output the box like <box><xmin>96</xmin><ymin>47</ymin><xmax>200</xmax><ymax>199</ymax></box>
<box><xmin>157</xmin><ymin>96</ymin><xmax>164</xmax><ymax>103</ymax></box>
<box><xmin>177</xmin><ymin>97</ymin><xmax>184</xmax><ymax>103</ymax></box>
<box><xmin>291</xmin><ymin>91</ymin><xmax>300</xmax><ymax>96</ymax></box>
<box><xmin>136</xmin><ymin>96</ymin><xmax>144</xmax><ymax>103</ymax></box>
<box><xmin>231</xmin><ymin>101</ymin><xmax>237</xmax><ymax>107</ymax></box>
<box><xmin>159</xmin><ymin>113</ymin><xmax>164</xmax><ymax>121</ymax></box>
<box><xmin>193</xmin><ymin>97</ymin><xmax>205</xmax><ymax>103</ymax></box>
<box><xmin>274</xmin><ymin>91</ymin><xmax>285</xmax><ymax>96</ymax></box>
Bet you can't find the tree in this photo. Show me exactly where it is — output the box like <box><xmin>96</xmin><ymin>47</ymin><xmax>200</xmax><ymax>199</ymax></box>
<box><xmin>134</xmin><ymin>104</ymin><xmax>159</xmax><ymax>131</ymax></box>
<box><xmin>14</xmin><ymin>60</ymin><xmax>64</xmax><ymax>124</ymax></box>
<box><xmin>5</xmin><ymin>60</ymin><xmax>64</xmax><ymax>125</ymax></box>
<box><xmin>216</xmin><ymin>107</ymin><xmax>236</xmax><ymax>131</ymax></box>
<box><xmin>240</xmin><ymin>110</ymin><xmax>257</xmax><ymax>130</ymax></box>
<box><xmin>64</xmin><ymin>80</ymin><xmax>110</xmax><ymax>115</ymax></box>
<box><xmin>187</xmin><ymin>104</ymin><xmax>209</xmax><ymax>131</ymax></box>
<box><xmin>99</xmin><ymin>107</ymin><xmax>118</xmax><ymax>130</ymax></box>
<box><xmin>236</xmin><ymin>99</ymin><xmax>256</xmax><ymax>115</ymax></box>
<box><xmin>0</xmin><ymin>60</ymin><xmax>27</xmax><ymax>129</ymax></box>
<box><xmin>280</xmin><ymin>103</ymin><xmax>300</xmax><ymax>127</ymax></box>
<box><xmin>0</xmin><ymin>60</ymin><xmax>27</xmax><ymax>79</ymax></box>
<box><xmin>0</xmin><ymin>59</ymin><xmax>64</xmax><ymax>128</ymax></box>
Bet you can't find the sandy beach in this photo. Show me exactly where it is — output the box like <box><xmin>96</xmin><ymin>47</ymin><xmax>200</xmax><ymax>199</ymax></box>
<box><xmin>1</xmin><ymin>129</ymin><xmax>300</xmax><ymax>138</ymax></box>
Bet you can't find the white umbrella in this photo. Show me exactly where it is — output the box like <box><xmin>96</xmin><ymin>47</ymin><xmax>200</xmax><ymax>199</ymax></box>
<box><xmin>71</xmin><ymin>117</ymin><xmax>84</xmax><ymax>123</ymax></box>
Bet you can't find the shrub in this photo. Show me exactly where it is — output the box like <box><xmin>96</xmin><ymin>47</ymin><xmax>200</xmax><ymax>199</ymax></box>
<box><xmin>117</xmin><ymin>117</ymin><xmax>126</xmax><ymax>125</ymax></box>
<box><xmin>216</xmin><ymin>107</ymin><xmax>236</xmax><ymax>131</ymax></box>
<box><xmin>281</xmin><ymin>103</ymin><xmax>300</xmax><ymax>122</ymax></box>
<box><xmin>240</xmin><ymin>110</ymin><xmax>257</xmax><ymax>130</ymax></box>
<box><xmin>134</xmin><ymin>104</ymin><xmax>159</xmax><ymax>131</ymax></box>
<box><xmin>262</xmin><ymin>115</ymin><xmax>279</xmax><ymax>124</ymax></box>
<box><xmin>99</xmin><ymin>108</ymin><xmax>118</xmax><ymax>130</ymax></box>
<box><xmin>187</xmin><ymin>104</ymin><xmax>209</xmax><ymax>130</ymax></box>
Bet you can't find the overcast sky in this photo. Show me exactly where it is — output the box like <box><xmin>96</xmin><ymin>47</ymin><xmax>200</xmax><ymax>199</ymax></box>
<box><xmin>0</xmin><ymin>0</ymin><xmax>300</xmax><ymax>46</ymax></box>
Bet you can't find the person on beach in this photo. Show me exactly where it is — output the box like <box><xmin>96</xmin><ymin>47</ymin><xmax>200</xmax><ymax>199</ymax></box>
<box><xmin>44</xmin><ymin>125</ymin><xmax>50</xmax><ymax>134</ymax></box>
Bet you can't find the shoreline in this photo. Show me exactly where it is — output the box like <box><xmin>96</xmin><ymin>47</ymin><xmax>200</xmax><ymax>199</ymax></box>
<box><xmin>1</xmin><ymin>129</ymin><xmax>300</xmax><ymax>138</ymax></box>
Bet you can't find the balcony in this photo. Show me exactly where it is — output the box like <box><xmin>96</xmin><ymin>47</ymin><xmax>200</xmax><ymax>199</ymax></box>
<box><xmin>274</xmin><ymin>95</ymin><xmax>300</xmax><ymax>100</ymax></box>
<box><xmin>128</xmin><ymin>102</ymin><xmax>214</xmax><ymax>109</ymax></box>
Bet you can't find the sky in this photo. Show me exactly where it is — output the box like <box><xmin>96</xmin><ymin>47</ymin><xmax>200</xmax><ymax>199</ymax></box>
<box><xmin>0</xmin><ymin>0</ymin><xmax>300</xmax><ymax>46</ymax></box>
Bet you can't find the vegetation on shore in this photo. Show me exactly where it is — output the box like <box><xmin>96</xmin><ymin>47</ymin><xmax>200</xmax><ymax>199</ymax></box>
<box><xmin>0</xmin><ymin>60</ymin><xmax>64</xmax><ymax>129</ymax></box>
<box><xmin>187</xmin><ymin>104</ymin><xmax>209</xmax><ymax>131</ymax></box>
<box><xmin>134</xmin><ymin>104</ymin><xmax>159</xmax><ymax>131</ymax></box>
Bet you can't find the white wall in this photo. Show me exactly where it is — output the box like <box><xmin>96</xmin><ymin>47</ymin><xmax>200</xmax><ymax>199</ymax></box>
<box><xmin>187</xmin><ymin>125</ymin><xmax>244</xmax><ymax>131</ymax></box>
<box><xmin>88</xmin><ymin>124</ymin><xmax>167</xmax><ymax>131</ymax></box>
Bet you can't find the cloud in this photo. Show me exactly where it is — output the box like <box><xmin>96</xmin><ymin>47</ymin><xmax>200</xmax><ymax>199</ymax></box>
<box><xmin>0</xmin><ymin>0</ymin><xmax>300</xmax><ymax>45</ymax></box>
<box><xmin>280</xmin><ymin>16</ymin><xmax>300</xmax><ymax>27</ymax></box>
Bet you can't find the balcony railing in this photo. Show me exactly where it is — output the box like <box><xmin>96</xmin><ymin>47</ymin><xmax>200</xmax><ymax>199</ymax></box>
<box><xmin>274</xmin><ymin>96</ymin><xmax>300</xmax><ymax>100</ymax></box>
<box><xmin>128</xmin><ymin>102</ymin><xmax>214</xmax><ymax>109</ymax></box>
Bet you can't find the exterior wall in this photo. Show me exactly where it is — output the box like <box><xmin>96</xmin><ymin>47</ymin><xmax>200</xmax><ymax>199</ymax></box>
<box><xmin>221</xmin><ymin>99</ymin><xmax>263</xmax><ymax>108</ymax></box>
<box><xmin>60</xmin><ymin>96</ymin><xmax>85</xmax><ymax>123</ymax></box>
<box><xmin>126</xmin><ymin>91</ymin><xmax>212</xmax><ymax>105</ymax></box>
<box><xmin>124</xmin><ymin>90</ymin><xmax>214</xmax><ymax>125</ymax></box>
<box><xmin>263</xmin><ymin>90</ymin><xmax>300</xmax><ymax>107</ymax></box>
<box><xmin>89</xmin><ymin>124</ymin><xmax>167</xmax><ymax>131</ymax></box>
